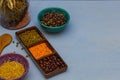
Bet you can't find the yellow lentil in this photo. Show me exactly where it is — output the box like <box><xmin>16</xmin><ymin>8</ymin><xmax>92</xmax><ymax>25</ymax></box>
<box><xmin>0</xmin><ymin>61</ymin><xmax>25</xmax><ymax>79</ymax></box>
<box><xmin>29</xmin><ymin>43</ymin><xmax>53</xmax><ymax>60</ymax></box>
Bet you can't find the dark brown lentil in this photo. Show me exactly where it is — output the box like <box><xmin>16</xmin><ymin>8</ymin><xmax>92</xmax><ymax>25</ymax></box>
<box><xmin>16</xmin><ymin>42</ymin><xmax>19</xmax><ymax>47</ymax></box>
<box><xmin>21</xmin><ymin>47</ymin><xmax>24</xmax><ymax>50</ymax></box>
<box><xmin>13</xmin><ymin>41</ymin><xmax>15</xmax><ymax>43</ymax></box>
<box><xmin>26</xmin><ymin>54</ymin><xmax>30</xmax><ymax>58</ymax></box>
<box><xmin>41</xmin><ymin>12</ymin><xmax>66</xmax><ymax>27</ymax></box>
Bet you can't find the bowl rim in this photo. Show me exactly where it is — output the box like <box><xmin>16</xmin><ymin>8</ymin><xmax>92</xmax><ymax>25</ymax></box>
<box><xmin>0</xmin><ymin>53</ymin><xmax>29</xmax><ymax>80</ymax></box>
<box><xmin>37</xmin><ymin>7</ymin><xmax>70</xmax><ymax>29</ymax></box>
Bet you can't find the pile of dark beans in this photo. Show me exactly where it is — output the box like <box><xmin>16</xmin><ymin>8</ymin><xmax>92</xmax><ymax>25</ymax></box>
<box><xmin>41</xmin><ymin>12</ymin><xmax>66</xmax><ymax>27</ymax></box>
<box><xmin>38</xmin><ymin>54</ymin><xmax>66</xmax><ymax>74</ymax></box>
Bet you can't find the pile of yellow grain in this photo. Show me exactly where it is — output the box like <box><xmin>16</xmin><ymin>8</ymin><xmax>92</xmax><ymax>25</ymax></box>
<box><xmin>0</xmin><ymin>61</ymin><xmax>25</xmax><ymax>79</ymax></box>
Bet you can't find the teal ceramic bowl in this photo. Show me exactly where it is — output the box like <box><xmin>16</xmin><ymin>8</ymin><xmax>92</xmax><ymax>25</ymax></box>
<box><xmin>38</xmin><ymin>7</ymin><xmax>70</xmax><ymax>32</ymax></box>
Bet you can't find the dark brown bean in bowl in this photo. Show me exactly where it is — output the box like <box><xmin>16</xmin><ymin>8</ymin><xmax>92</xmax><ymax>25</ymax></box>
<box><xmin>41</xmin><ymin>12</ymin><xmax>67</xmax><ymax>27</ymax></box>
<box><xmin>38</xmin><ymin>7</ymin><xmax>70</xmax><ymax>32</ymax></box>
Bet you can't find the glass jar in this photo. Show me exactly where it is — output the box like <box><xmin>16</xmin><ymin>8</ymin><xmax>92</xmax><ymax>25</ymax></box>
<box><xmin>0</xmin><ymin>0</ymin><xmax>30</xmax><ymax>30</ymax></box>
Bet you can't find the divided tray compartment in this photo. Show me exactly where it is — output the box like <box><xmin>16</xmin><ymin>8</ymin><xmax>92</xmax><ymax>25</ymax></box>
<box><xmin>15</xmin><ymin>26</ymin><xmax>67</xmax><ymax>78</ymax></box>
<box><xmin>37</xmin><ymin>53</ymin><xmax>67</xmax><ymax>78</ymax></box>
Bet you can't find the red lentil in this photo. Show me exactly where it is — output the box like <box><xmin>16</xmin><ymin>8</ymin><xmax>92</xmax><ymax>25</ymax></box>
<box><xmin>29</xmin><ymin>43</ymin><xmax>53</xmax><ymax>60</ymax></box>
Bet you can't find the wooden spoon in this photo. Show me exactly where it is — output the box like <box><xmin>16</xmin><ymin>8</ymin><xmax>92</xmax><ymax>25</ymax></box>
<box><xmin>0</xmin><ymin>33</ymin><xmax>12</xmax><ymax>54</ymax></box>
